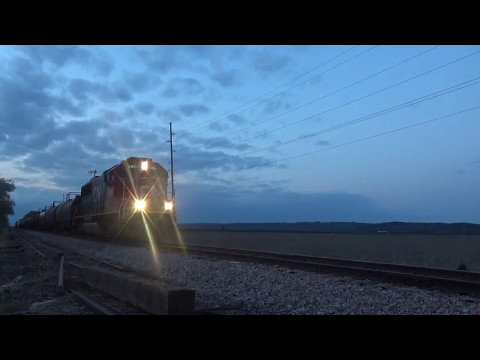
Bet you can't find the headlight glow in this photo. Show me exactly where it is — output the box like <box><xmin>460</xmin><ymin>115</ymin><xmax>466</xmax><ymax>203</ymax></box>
<box><xmin>141</xmin><ymin>161</ymin><xmax>149</xmax><ymax>171</ymax></box>
<box><xmin>164</xmin><ymin>201</ymin><xmax>173</xmax><ymax>211</ymax></box>
<box><xmin>135</xmin><ymin>199</ymin><xmax>146</xmax><ymax>211</ymax></box>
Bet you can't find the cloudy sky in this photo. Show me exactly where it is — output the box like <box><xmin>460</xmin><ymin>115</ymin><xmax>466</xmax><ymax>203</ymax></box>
<box><xmin>1</xmin><ymin>45</ymin><xmax>479</xmax><ymax>224</ymax></box>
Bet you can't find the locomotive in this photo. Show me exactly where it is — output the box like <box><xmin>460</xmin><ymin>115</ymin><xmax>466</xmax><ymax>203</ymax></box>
<box><xmin>17</xmin><ymin>157</ymin><xmax>178</xmax><ymax>243</ymax></box>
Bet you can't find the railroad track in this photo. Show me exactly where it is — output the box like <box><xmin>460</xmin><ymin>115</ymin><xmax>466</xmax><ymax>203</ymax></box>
<box><xmin>158</xmin><ymin>243</ymin><xmax>480</xmax><ymax>297</ymax></box>
<box><xmin>15</xmin><ymin>229</ymin><xmax>480</xmax><ymax>311</ymax></box>
<box><xmin>14</xmin><ymin>231</ymin><xmax>149</xmax><ymax>315</ymax></box>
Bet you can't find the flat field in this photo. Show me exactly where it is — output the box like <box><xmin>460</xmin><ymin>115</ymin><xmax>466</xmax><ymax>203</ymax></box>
<box><xmin>180</xmin><ymin>231</ymin><xmax>480</xmax><ymax>271</ymax></box>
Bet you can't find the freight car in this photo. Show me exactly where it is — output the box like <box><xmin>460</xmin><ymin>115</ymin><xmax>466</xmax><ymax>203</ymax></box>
<box><xmin>18</xmin><ymin>157</ymin><xmax>177</xmax><ymax>243</ymax></box>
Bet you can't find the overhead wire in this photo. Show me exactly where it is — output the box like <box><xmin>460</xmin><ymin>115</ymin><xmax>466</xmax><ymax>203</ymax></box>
<box><xmin>239</xmin><ymin>77</ymin><xmax>480</xmax><ymax>156</ymax></box>
<box><xmin>272</xmin><ymin>105</ymin><xmax>480</xmax><ymax>165</ymax></box>
<box><xmin>226</xmin><ymin>45</ymin><xmax>441</xmax><ymax>139</ymax></box>
<box><xmin>187</xmin><ymin>45</ymin><xmax>376</xmax><ymax>132</ymax></box>
<box><xmin>186</xmin><ymin>45</ymin><xmax>359</xmax><ymax>130</ymax></box>
<box><xmin>240</xmin><ymin>48</ymin><xmax>480</xmax><ymax>143</ymax></box>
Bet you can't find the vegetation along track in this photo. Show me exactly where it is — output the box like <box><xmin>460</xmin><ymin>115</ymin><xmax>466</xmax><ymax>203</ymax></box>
<box><xmin>159</xmin><ymin>243</ymin><xmax>480</xmax><ymax>297</ymax></box>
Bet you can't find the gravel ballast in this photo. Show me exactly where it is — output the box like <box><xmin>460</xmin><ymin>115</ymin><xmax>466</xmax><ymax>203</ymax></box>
<box><xmin>32</xmin><ymin>231</ymin><xmax>480</xmax><ymax>315</ymax></box>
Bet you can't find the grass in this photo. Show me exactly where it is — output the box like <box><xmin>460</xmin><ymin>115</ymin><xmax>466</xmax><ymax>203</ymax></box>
<box><xmin>182</xmin><ymin>231</ymin><xmax>480</xmax><ymax>271</ymax></box>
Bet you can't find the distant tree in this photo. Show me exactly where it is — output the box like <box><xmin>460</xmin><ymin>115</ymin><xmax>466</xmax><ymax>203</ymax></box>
<box><xmin>0</xmin><ymin>178</ymin><xmax>15</xmax><ymax>229</ymax></box>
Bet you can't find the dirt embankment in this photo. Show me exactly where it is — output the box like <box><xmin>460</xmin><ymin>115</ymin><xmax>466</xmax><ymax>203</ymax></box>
<box><xmin>0</xmin><ymin>229</ymin><xmax>93</xmax><ymax>315</ymax></box>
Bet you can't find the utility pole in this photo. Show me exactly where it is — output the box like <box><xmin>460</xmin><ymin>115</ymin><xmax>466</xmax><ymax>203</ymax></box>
<box><xmin>169</xmin><ymin>122</ymin><xmax>175</xmax><ymax>202</ymax></box>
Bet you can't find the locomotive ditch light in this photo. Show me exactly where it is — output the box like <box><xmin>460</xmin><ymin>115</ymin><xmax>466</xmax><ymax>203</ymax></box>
<box><xmin>141</xmin><ymin>160</ymin><xmax>149</xmax><ymax>171</ymax></box>
<box><xmin>135</xmin><ymin>199</ymin><xmax>146</xmax><ymax>212</ymax></box>
<box><xmin>164</xmin><ymin>201</ymin><xmax>173</xmax><ymax>211</ymax></box>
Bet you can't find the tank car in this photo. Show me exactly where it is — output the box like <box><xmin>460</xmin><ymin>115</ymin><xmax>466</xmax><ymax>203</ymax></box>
<box><xmin>54</xmin><ymin>194</ymin><xmax>80</xmax><ymax>233</ymax></box>
<box><xmin>18</xmin><ymin>210</ymin><xmax>41</xmax><ymax>230</ymax></box>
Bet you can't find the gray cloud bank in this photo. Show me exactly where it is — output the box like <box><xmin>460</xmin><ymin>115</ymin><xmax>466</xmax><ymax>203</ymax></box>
<box><xmin>175</xmin><ymin>184</ymin><xmax>396</xmax><ymax>223</ymax></box>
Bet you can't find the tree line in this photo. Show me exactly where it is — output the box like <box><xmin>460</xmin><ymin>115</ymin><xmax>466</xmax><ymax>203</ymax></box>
<box><xmin>0</xmin><ymin>178</ymin><xmax>15</xmax><ymax>230</ymax></box>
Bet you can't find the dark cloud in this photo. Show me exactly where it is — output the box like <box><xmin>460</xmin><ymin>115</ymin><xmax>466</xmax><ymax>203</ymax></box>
<box><xmin>5</xmin><ymin>113</ymin><xmax>169</xmax><ymax>189</ymax></box>
<box><xmin>137</xmin><ymin>45</ymin><xmax>227</xmax><ymax>74</ymax></box>
<box><xmin>183</xmin><ymin>45</ymin><xmax>215</xmax><ymax>58</ymax></box>
<box><xmin>208</xmin><ymin>121</ymin><xmax>228</xmax><ymax>132</ymax></box>
<box><xmin>55</xmin><ymin>120</ymin><xmax>96</xmax><ymax>138</ymax></box>
<box><xmin>158</xmin><ymin>109</ymin><xmax>181</xmax><ymax>123</ymax></box>
<box><xmin>54</xmin><ymin>97</ymin><xmax>85</xmax><ymax>117</ymax></box>
<box><xmin>8</xmin><ymin>56</ymin><xmax>53</xmax><ymax>89</ymax></box>
<box><xmin>178</xmin><ymin>132</ymin><xmax>251</xmax><ymax>151</ymax></box>
<box><xmin>14</xmin><ymin>45</ymin><xmax>114</xmax><ymax>76</ymax></box>
<box><xmin>202</xmin><ymin>137</ymin><xmax>250</xmax><ymax>151</ymax></box>
<box><xmin>68</xmin><ymin>79</ymin><xmax>133</xmax><ymax>103</ymax></box>
<box><xmin>175</xmin><ymin>143</ymin><xmax>279</xmax><ymax>172</ymax></box>
<box><xmin>15</xmin><ymin>120</ymin><xmax>115</xmax><ymax>168</ymax></box>
<box><xmin>124</xmin><ymin>72</ymin><xmax>161</xmax><ymax>92</ymax></box>
<box><xmin>139</xmin><ymin>102</ymin><xmax>209</xmax><ymax>123</ymax></box>
<box><xmin>211</xmin><ymin>69</ymin><xmax>240</xmax><ymax>88</ymax></box>
<box><xmin>0</xmin><ymin>63</ymin><xmax>56</xmax><ymax>140</ymax></box>
<box><xmin>98</xmin><ymin>109</ymin><xmax>124</xmax><ymax>123</ymax></box>
<box><xmin>251</xmin><ymin>50</ymin><xmax>293</xmax><ymax>74</ymax></box>
<box><xmin>175</xmin><ymin>184</ymin><xmax>395</xmax><ymax>223</ymax></box>
<box><xmin>250</xmin><ymin>179</ymin><xmax>291</xmax><ymax>191</ymax></box>
<box><xmin>68</xmin><ymin>79</ymin><xmax>97</xmax><ymax>101</ymax></box>
<box><xmin>135</xmin><ymin>101</ymin><xmax>155</xmax><ymax>115</ymax></box>
<box><xmin>16</xmin><ymin>45</ymin><xmax>91</xmax><ymax>68</ymax></box>
<box><xmin>136</xmin><ymin>46</ymin><xmax>185</xmax><ymax>73</ymax></box>
<box><xmin>178</xmin><ymin>104</ymin><xmax>210</xmax><ymax>117</ymax></box>
<box><xmin>113</xmin><ymin>84</ymin><xmax>133</xmax><ymax>102</ymax></box>
<box><xmin>227</xmin><ymin>114</ymin><xmax>245</xmax><ymax>125</ymax></box>
<box><xmin>22</xmin><ymin>120</ymin><xmax>58</xmax><ymax>150</ymax></box>
<box><xmin>161</xmin><ymin>78</ymin><xmax>204</xmax><ymax>98</ymax></box>
<box><xmin>263</xmin><ymin>98</ymin><xmax>290</xmax><ymax>114</ymax></box>
<box><xmin>91</xmin><ymin>55</ymin><xmax>115</xmax><ymax>76</ymax></box>
<box><xmin>105</xmin><ymin>125</ymin><xmax>136</xmax><ymax>148</ymax></box>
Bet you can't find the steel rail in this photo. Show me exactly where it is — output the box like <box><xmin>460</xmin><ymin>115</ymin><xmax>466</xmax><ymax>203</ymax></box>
<box><xmin>70</xmin><ymin>289</ymin><xmax>124</xmax><ymax>315</ymax></box>
<box><xmin>159</xmin><ymin>243</ymin><xmax>480</xmax><ymax>296</ymax></box>
<box><xmin>15</xmin><ymin>233</ymin><xmax>46</xmax><ymax>258</ymax></box>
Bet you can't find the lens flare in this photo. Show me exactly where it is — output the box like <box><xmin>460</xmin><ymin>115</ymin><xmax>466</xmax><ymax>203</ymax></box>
<box><xmin>135</xmin><ymin>199</ymin><xmax>146</xmax><ymax>211</ymax></box>
<box><xmin>164</xmin><ymin>201</ymin><xmax>173</xmax><ymax>211</ymax></box>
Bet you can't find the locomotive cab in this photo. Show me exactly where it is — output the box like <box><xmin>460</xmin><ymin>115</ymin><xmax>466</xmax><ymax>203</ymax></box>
<box><xmin>74</xmin><ymin>157</ymin><xmax>177</xmax><ymax>243</ymax></box>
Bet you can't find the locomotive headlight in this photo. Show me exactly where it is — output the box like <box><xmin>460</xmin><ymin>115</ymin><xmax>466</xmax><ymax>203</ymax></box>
<box><xmin>141</xmin><ymin>161</ymin><xmax>149</xmax><ymax>171</ymax></box>
<box><xmin>135</xmin><ymin>199</ymin><xmax>146</xmax><ymax>211</ymax></box>
<box><xmin>164</xmin><ymin>201</ymin><xmax>173</xmax><ymax>211</ymax></box>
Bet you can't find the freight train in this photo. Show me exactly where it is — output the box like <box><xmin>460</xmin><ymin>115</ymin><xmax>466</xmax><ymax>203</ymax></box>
<box><xmin>16</xmin><ymin>157</ymin><xmax>178</xmax><ymax>243</ymax></box>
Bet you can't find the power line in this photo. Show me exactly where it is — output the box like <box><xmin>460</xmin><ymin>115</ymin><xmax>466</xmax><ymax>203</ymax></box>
<box><xmin>188</xmin><ymin>45</ymin><xmax>376</xmax><ymax>132</ymax></box>
<box><xmin>240</xmin><ymin>77</ymin><xmax>480</xmax><ymax>156</ymax></box>
<box><xmin>271</xmin><ymin>105</ymin><xmax>480</xmax><ymax>164</ymax></box>
<box><xmin>229</xmin><ymin>45</ymin><xmax>441</xmax><ymax>139</ymax></box>
<box><xmin>240</xmin><ymin>48</ymin><xmax>480</xmax><ymax>143</ymax></box>
<box><xmin>195</xmin><ymin>46</ymin><xmax>359</xmax><ymax>127</ymax></box>
<box><xmin>186</xmin><ymin>45</ymin><xmax>358</xmax><ymax>132</ymax></box>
